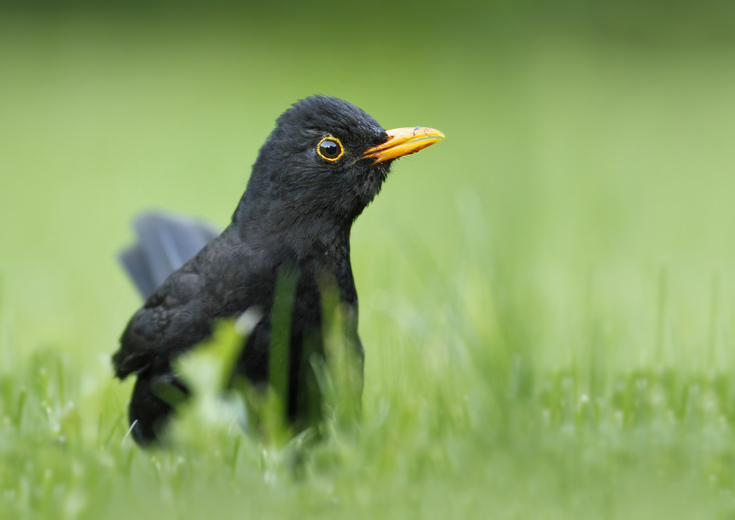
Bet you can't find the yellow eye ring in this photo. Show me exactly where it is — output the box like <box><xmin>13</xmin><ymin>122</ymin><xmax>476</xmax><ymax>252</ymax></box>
<box><xmin>316</xmin><ymin>136</ymin><xmax>345</xmax><ymax>162</ymax></box>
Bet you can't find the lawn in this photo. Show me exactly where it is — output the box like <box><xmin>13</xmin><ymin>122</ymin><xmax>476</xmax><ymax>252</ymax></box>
<box><xmin>2</xmin><ymin>9</ymin><xmax>735</xmax><ymax>519</ymax></box>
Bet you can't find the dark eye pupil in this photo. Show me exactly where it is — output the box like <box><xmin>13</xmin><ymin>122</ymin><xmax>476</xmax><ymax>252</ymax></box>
<box><xmin>319</xmin><ymin>140</ymin><xmax>340</xmax><ymax>159</ymax></box>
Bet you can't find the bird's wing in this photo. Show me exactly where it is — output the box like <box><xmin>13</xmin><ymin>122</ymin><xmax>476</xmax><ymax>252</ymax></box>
<box><xmin>113</xmin><ymin>229</ymin><xmax>272</xmax><ymax>380</ymax></box>
<box><xmin>119</xmin><ymin>211</ymin><xmax>221</xmax><ymax>299</ymax></box>
<box><xmin>113</xmin><ymin>264</ymin><xmax>209</xmax><ymax>378</ymax></box>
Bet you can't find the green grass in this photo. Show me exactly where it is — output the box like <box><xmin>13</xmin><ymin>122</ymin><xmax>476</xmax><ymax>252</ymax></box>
<box><xmin>3</xmin><ymin>13</ymin><xmax>735</xmax><ymax>519</ymax></box>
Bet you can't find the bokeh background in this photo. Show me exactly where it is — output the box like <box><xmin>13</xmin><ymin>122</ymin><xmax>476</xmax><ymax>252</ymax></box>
<box><xmin>2</xmin><ymin>1</ymin><xmax>735</xmax><ymax>518</ymax></box>
<box><xmin>4</xmin><ymin>0</ymin><xmax>735</xmax><ymax>371</ymax></box>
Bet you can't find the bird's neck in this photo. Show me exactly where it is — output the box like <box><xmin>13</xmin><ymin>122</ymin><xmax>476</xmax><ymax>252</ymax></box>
<box><xmin>233</xmin><ymin>195</ymin><xmax>355</xmax><ymax>262</ymax></box>
<box><xmin>230</xmin><ymin>194</ymin><xmax>359</xmax><ymax>306</ymax></box>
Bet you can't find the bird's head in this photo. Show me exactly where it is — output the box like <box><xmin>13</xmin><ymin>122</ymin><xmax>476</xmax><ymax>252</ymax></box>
<box><xmin>238</xmin><ymin>95</ymin><xmax>444</xmax><ymax>235</ymax></box>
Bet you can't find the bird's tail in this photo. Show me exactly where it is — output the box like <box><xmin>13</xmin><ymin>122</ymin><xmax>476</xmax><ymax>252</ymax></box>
<box><xmin>119</xmin><ymin>210</ymin><xmax>220</xmax><ymax>299</ymax></box>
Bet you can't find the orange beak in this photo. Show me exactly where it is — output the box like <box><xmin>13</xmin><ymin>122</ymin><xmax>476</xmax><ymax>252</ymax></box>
<box><xmin>362</xmin><ymin>127</ymin><xmax>445</xmax><ymax>164</ymax></box>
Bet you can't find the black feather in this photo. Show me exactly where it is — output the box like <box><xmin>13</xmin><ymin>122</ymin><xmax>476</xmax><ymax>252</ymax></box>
<box><xmin>119</xmin><ymin>211</ymin><xmax>220</xmax><ymax>299</ymax></box>
<box><xmin>113</xmin><ymin>96</ymin><xmax>419</xmax><ymax>445</ymax></box>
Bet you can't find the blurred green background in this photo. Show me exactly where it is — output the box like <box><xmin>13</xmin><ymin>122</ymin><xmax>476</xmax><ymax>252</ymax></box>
<box><xmin>2</xmin><ymin>1</ymin><xmax>735</xmax><ymax>518</ymax></box>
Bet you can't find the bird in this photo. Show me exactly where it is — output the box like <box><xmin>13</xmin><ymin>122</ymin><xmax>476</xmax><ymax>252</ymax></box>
<box><xmin>112</xmin><ymin>95</ymin><xmax>444</xmax><ymax>445</ymax></box>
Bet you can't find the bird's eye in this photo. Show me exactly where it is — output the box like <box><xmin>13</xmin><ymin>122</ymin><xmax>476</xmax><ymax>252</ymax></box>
<box><xmin>317</xmin><ymin>137</ymin><xmax>344</xmax><ymax>162</ymax></box>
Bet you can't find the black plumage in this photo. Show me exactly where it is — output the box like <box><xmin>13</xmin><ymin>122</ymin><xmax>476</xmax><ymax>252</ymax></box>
<box><xmin>120</xmin><ymin>211</ymin><xmax>220</xmax><ymax>300</ymax></box>
<box><xmin>113</xmin><ymin>95</ymin><xmax>443</xmax><ymax>445</ymax></box>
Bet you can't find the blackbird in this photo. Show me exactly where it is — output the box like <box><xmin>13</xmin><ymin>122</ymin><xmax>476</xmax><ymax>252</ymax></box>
<box><xmin>112</xmin><ymin>95</ymin><xmax>444</xmax><ymax>445</ymax></box>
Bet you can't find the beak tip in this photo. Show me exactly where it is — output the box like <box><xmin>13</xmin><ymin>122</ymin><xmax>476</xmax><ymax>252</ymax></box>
<box><xmin>421</xmin><ymin>127</ymin><xmax>445</xmax><ymax>139</ymax></box>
